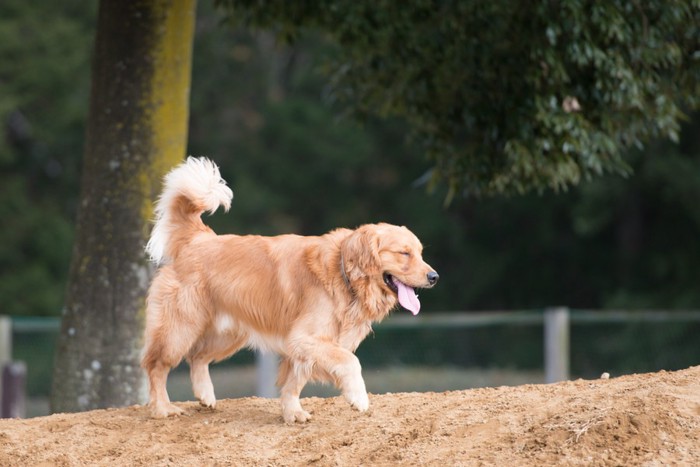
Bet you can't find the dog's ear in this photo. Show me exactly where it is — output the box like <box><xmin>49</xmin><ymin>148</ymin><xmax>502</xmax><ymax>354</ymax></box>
<box><xmin>340</xmin><ymin>225</ymin><xmax>382</xmax><ymax>279</ymax></box>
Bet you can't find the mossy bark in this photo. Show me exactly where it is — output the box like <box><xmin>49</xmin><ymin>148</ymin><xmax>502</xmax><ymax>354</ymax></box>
<box><xmin>51</xmin><ymin>0</ymin><xmax>196</xmax><ymax>413</ymax></box>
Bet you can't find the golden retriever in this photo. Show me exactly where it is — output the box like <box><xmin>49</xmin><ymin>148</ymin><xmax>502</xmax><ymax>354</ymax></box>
<box><xmin>141</xmin><ymin>157</ymin><xmax>438</xmax><ymax>422</ymax></box>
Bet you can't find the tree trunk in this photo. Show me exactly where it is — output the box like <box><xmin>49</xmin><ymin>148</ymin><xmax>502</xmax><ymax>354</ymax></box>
<box><xmin>51</xmin><ymin>0</ymin><xmax>196</xmax><ymax>413</ymax></box>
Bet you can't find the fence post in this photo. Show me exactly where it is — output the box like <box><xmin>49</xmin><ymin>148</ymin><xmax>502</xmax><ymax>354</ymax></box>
<box><xmin>544</xmin><ymin>307</ymin><xmax>570</xmax><ymax>383</ymax></box>
<box><xmin>0</xmin><ymin>316</ymin><xmax>11</xmax><ymax>409</ymax></box>
<box><xmin>255</xmin><ymin>351</ymin><xmax>279</xmax><ymax>398</ymax></box>
<box><xmin>1</xmin><ymin>362</ymin><xmax>26</xmax><ymax>418</ymax></box>
<box><xmin>0</xmin><ymin>316</ymin><xmax>10</xmax><ymax>366</ymax></box>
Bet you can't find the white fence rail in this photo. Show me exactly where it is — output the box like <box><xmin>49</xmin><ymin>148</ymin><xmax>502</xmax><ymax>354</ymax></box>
<box><xmin>4</xmin><ymin>309</ymin><xmax>700</xmax><ymax>406</ymax></box>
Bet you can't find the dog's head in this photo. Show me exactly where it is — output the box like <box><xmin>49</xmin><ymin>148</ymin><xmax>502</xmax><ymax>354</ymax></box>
<box><xmin>341</xmin><ymin>223</ymin><xmax>438</xmax><ymax>315</ymax></box>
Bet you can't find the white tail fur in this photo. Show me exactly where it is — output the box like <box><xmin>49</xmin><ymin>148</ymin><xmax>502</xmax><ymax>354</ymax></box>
<box><xmin>146</xmin><ymin>157</ymin><xmax>233</xmax><ymax>264</ymax></box>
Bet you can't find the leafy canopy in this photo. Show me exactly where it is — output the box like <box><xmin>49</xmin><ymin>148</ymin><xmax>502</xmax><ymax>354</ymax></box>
<box><xmin>217</xmin><ymin>0</ymin><xmax>700</xmax><ymax>196</ymax></box>
<box><xmin>0</xmin><ymin>0</ymin><xmax>93</xmax><ymax>316</ymax></box>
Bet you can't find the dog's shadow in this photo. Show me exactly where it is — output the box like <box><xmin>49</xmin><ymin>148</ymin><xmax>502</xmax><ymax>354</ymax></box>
<box><xmin>191</xmin><ymin>401</ymin><xmax>289</xmax><ymax>427</ymax></box>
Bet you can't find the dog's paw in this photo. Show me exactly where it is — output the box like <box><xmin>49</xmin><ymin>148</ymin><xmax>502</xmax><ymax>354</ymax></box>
<box><xmin>150</xmin><ymin>402</ymin><xmax>184</xmax><ymax>419</ymax></box>
<box><xmin>280</xmin><ymin>394</ymin><xmax>312</xmax><ymax>423</ymax></box>
<box><xmin>345</xmin><ymin>389</ymin><xmax>370</xmax><ymax>412</ymax></box>
<box><xmin>192</xmin><ymin>379</ymin><xmax>217</xmax><ymax>409</ymax></box>
<box><xmin>283</xmin><ymin>408</ymin><xmax>312</xmax><ymax>424</ymax></box>
<box><xmin>197</xmin><ymin>393</ymin><xmax>217</xmax><ymax>409</ymax></box>
<box><xmin>343</xmin><ymin>374</ymin><xmax>369</xmax><ymax>412</ymax></box>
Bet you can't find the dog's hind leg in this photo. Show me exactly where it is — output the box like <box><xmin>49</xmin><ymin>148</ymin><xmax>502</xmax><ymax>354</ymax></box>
<box><xmin>189</xmin><ymin>358</ymin><xmax>216</xmax><ymax>408</ymax></box>
<box><xmin>188</xmin><ymin>333</ymin><xmax>246</xmax><ymax>409</ymax></box>
<box><xmin>142</xmin><ymin>276</ymin><xmax>205</xmax><ymax>418</ymax></box>
<box><xmin>144</xmin><ymin>359</ymin><xmax>183</xmax><ymax>418</ymax></box>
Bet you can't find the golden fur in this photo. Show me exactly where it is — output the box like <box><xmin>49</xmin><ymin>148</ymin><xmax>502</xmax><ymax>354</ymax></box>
<box><xmin>141</xmin><ymin>158</ymin><xmax>438</xmax><ymax>422</ymax></box>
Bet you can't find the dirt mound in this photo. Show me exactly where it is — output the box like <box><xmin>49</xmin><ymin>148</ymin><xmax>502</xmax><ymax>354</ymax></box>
<box><xmin>1</xmin><ymin>366</ymin><xmax>698</xmax><ymax>466</ymax></box>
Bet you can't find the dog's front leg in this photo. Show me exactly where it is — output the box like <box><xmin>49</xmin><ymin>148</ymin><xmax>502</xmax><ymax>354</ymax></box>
<box><xmin>278</xmin><ymin>357</ymin><xmax>312</xmax><ymax>424</ymax></box>
<box><xmin>332</xmin><ymin>352</ymin><xmax>369</xmax><ymax>412</ymax></box>
<box><xmin>287</xmin><ymin>338</ymin><xmax>369</xmax><ymax>414</ymax></box>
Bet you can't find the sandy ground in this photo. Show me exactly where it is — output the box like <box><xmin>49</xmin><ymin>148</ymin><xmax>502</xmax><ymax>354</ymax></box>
<box><xmin>1</xmin><ymin>366</ymin><xmax>698</xmax><ymax>466</ymax></box>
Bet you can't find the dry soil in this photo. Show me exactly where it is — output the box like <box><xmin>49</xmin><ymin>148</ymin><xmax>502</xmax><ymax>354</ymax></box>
<box><xmin>1</xmin><ymin>366</ymin><xmax>698</xmax><ymax>466</ymax></box>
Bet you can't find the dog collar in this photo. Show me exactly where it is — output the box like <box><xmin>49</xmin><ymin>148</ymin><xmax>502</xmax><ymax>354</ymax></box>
<box><xmin>340</xmin><ymin>252</ymin><xmax>354</xmax><ymax>297</ymax></box>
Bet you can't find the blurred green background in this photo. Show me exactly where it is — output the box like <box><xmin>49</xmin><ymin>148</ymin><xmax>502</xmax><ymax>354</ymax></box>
<box><xmin>2</xmin><ymin>1</ymin><xmax>700</xmax><ymax>412</ymax></box>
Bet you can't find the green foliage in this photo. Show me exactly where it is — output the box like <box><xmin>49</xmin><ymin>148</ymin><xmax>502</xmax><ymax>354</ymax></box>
<box><xmin>0</xmin><ymin>0</ymin><xmax>94</xmax><ymax>316</ymax></box>
<box><xmin>217</xmin><ymin>0</ymin><xmax>700</xmax><ymax>196</ymax></box>
<box><xmin>454</xmin><ymin>116</ymin><xmax>700</xmax><ymax>310</ymax></box>
<box><xmin>3</xmin><ymin>1</ymin><xmax>700</xmax><ymax>319</ymax></box>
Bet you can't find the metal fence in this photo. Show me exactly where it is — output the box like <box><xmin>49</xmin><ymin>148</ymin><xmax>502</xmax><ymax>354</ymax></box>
<box><xmin>375</xmin><ymin>308</ymin><xmax>700</xmax><ymax>378</ymax></box>
<box><xmin>3</xmin><ymin>309</ymin><xmax>700</xmax><ymax>417</ymax></box>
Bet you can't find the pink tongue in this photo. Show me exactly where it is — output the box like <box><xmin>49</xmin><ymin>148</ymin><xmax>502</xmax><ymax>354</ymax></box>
<box><xmin>393</xmin><ymin>277</ymin><xmax>420</xmax><ymax>315</ymax></box>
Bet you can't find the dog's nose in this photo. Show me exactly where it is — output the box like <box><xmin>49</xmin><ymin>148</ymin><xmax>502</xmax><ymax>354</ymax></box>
<box><xmin>427</xmin><ymin>271</ymin><xmax>439</xmax><ymax>286</ymax></box>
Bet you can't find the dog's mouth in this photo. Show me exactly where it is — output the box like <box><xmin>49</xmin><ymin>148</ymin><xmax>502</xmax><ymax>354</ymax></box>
<box><xmin>383</xmin><ymin>273</ymin><xmax>398</xmax><ymax>292</ymax></box>
<box><xmin>383</xmin><ymin>273</ymin><xmax>421</xmax><ymax>315</ymax></box>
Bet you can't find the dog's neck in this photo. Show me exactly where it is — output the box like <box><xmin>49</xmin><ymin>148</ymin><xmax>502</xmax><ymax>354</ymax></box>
<box><xmin>338</xmin><ymin>251</ymin><xmax>397</xmax><ymax>323</ymax></box>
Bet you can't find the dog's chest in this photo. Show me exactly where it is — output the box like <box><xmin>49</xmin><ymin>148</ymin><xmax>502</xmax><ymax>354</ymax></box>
<box><xmin>338</xmin><ymin>320</ymin><xmax>373</xmax><ymax>352</ymax></box>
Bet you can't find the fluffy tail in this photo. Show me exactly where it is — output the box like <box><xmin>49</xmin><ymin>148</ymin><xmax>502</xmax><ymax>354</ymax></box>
<box><xmin>146</xmin><ymin>157</ymin><xmax>233</xmax><ymax>265</ymax></box>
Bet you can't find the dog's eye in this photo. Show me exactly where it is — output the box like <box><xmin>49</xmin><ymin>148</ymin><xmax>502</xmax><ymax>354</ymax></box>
<box><xmin>399</xmin><ymin>251</ymin><xmax>411</xmax><ymax>257</ymax></box>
